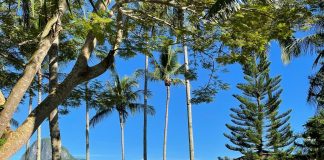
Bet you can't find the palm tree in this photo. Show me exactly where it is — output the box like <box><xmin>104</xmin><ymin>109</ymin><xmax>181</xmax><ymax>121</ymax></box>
<box><xmin>150</xmin><ymin>46</ymin><xmax>184</xmax><ymax>160</ymax></box>
<box><xmin>90</xmin><ymin>71</ymin><xmax>155</xmax><ymax>160</ymax></box>
<box><xmin>176</xmin><ymin>9</ymin><xmax>196</xmax><ymax>160</ymax></box>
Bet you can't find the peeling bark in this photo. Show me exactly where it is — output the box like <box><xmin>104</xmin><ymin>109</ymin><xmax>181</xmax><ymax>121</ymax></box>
<box><xmin>0</xmin><ymin>90</ymin><xmax>5</xmax><ymax>106</ymax></box>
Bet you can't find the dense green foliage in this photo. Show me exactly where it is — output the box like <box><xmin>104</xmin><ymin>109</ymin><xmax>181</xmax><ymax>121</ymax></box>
<box><xmin>295</xmin><ymin>111</ymin><xmax>324</xmax><ymax>160</ymax></box>
<box><xmin>0</xmin><ymin>0</ymin><xmax>323</xmax><ymax>159</ymax></box>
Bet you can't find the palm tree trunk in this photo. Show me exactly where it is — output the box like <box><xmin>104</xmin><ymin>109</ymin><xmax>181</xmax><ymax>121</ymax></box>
<box><xmin>48</xmin><ymin>37</ymin><xmax>62</xmax><ymax>160</ymax></box>
<box><xmin>182</xmin><ymin>38</ymin><xmax>195</xmax><ymax>160</ymax></box>
<box><xmin>178</xmin><ymin>9</ymin><xmax>195</xmax><ymax>159</ymax></box>
<box><xmin>143</xmin><ymin>55</ymin><xmax>148</xmax><ymax>160</ymax></box>
<box><xmin>119</xmin><ymin>113</ymin><xmax>125</xmax><ymax>160</ymax></box>
<box><xmin>36</xmin><ymin>69</ymin><xmax>42</xmax><ymax>160</ymax></box>
<box><xmin>25</xmin><ymin>89</ymin><xmax>33</xmax><ymax>160</ymax></box>
<box><xmin>163</xmin><ymin>85</ymin><xmax>170</xmax><ymax>160</ymax></box>
<box><xmin>85</xmin><ymin>82</ymin><xmax>90</xmax><ymax>160</ymax></box>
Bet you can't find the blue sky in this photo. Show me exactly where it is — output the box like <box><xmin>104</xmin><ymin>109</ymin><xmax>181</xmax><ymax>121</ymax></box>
<box><xmin>9</xmin><ymin>40</ymin><xmax>317</xmax><ymax>160</ymax></box>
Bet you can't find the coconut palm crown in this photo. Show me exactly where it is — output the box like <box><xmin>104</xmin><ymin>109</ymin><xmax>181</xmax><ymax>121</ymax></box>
<box><xmin>89</xmin><ymin>70</ymin><xmax>155</xmax><ymax>160</ymax></box>
<box><xmin>150</xmin><ymin>46</ymin><xmax>184</xmax><ymax>87</ymax></box>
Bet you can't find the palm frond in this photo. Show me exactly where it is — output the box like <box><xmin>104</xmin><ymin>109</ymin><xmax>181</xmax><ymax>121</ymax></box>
<box><xmin>128</xmin><ymin>103</ymin><xmax>155</xmax><ymax>115</ymax></box>
<box><xmin>90</xmin><ymin>107</ymin><xmax>114</xmax><ymax>127</ymax></box>
<box><xmin>281</xmin><ymin>33</ymin><xmax>323</xmax><ymax>64</ymax></box>
<box><xmin>313</xmin><ymin>50</ymin><xmax>324</xmax><ymax>67</ymax></box>
<box><xmin>10</xmin><ymin>118</ymin><xmax>19</xmax><ymax>128</ymax></box>
<box><xmin>205</xmin><ymin>0</ymin><xmax>248</xmax><ymax>20</ymax></box>
<box><xmin>171</xmin><ymin>78</ymin><xmax>185</xmax><ymax>86</ymax></box>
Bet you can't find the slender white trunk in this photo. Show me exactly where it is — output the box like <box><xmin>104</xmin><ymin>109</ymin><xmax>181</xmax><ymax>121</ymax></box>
<box><xmin>143</xmin><ymin>55</ymin><xmax>148</xmax><ymax>160</ymax></box>
<box><xmin>163</xmin><ymin>85</ymin><xmax>170</xmax><ymax>160</ymax></box>
<box><xmin>85</xmin><ymin>82</ymin><xmax>90</xmax><ymax>160</ymax></box>
<box><xmin>36</xmin><ymin>70</ymin><xmax>42</xmax><ymax>160</ymax></box>
<box><xmin>119</xmin><ymin>113</ymin><xmax>125</xmax><ymax>160</ymax></box>
<box><xmin>182</xmin><ymin>39</ymin><xmax>195</xmax><ymax>160</ymax></box>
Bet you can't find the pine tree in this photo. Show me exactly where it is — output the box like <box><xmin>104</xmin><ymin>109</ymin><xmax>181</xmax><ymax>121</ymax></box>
<box><xmin>224</xmin><ymin>54</ymin><xmax>294</xmax><ymax>159</ymax></box>
<box><xmin>300</xmin><ymin>110</ymin><xmax>324</xmax><ymax>159</ymax></box>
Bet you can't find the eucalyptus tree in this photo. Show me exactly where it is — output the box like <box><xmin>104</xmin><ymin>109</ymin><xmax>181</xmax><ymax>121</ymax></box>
<box><xmin>90</xmin><ymin>70</ymin><xmax>155</xmax><ymax>160</ymax></box>
<box><xmin>150</xmin><ymin>45</ymin><xmax>184</xmax><ymax>160</ymax></box>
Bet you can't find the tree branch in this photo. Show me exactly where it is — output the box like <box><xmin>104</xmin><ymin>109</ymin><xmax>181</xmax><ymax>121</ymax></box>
<box><xmin>0</xmin><ymin>0</ymin><xmax>67</xmax><ymax>137</ymax></box>
<box><xmin>0</xmin><ymin>0</ymin><xmax>120</xmax><ymax>158</ymax></box>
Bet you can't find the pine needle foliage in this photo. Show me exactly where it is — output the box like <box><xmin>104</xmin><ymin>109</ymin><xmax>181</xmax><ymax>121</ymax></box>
<box><xmin>224</xmin><ymin>54</ymin><xmax>295</xmax><ymax>159</ymax></box>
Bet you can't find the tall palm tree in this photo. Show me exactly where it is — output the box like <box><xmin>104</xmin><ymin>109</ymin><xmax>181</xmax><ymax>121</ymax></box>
<box><xmin>150</xmin><ymin>46</ymin><xmax>184</xmax><ymax>160</ymax></box>
<box><xmin>90</xmin><ymin>71</ymin><xmax>155</xmax><ymax>160</ymax></box>
<box><xmin>175</xmin><ymin>9</ymin><xmax>196</xmax><ymax>160</ymax></box>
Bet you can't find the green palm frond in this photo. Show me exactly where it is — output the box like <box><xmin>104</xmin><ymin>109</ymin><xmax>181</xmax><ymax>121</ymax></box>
<box><xmin>150</xmin><ymin>45</ymin><xmax>184</xmax><ymax>84</ymax></box>
<box><xmin>128</xmin><ymin>103</ymin><xmax>155</xmax><ymax>115</ymax></box>
<box><xmin>171</xmin><ymin>78</ymin><xmax>185</xmax><ymax>86</ymax></box>
<box><xmin>10</xmin><ymin>118</ymin><xmax>19</xmax><ymax>128</ymax></box>
<box><xmin>281</xmin><ymin>33</ymin><xmax>323</xmax><ymax>64</ymax></box>
<box><xmin>91</xmin><ymin>71</ymin><xmax>151</xmax><ymax>126</ymax></box>
<box><xmin>90</xmin><ymin>106</ymin><xmax>114</xmax><ymax>127</ymax></box>
<box><xmin>205</xmin><ymin>0</ymin><xmax>248</xmax><ymax>20</ymax></box>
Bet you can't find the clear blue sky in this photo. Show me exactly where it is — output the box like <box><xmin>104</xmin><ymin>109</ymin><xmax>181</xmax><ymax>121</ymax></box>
<box><xmin>10</xmin><ymin>40</ymin><xmax>317</xmax><ymax>160</ymax></box>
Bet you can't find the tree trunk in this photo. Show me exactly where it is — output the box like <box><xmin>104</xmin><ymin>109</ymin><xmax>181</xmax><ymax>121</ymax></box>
<box><xmin>119</xmin><ymin>113</ymin><xmax>125</xmax><ymax>160</ymax></box>
<box><xmin>48</xmin><ymin>37</ymin><xmax>62</xmax><ymax>160</ymax></box>
<box><xmin>0</xmin><ymin>90</ymin><xmax>5</xmax><ymax>106</ymax></box>
<box><xmin>25</xmin><ymin>89</ymin><xmax>33</xmax><ymax>160</ymax></box>
<box><xmin>0</xmin><ymin>1</ymin><xmax>115</xmax><ymax>158</ymax></box>
<box><xmin>85</xmin><ymin>82</ymin><xmax>90</xmax><ymax>160</ymax></box>
<box><xmin>182</xmin><ymin>39</ymin><xmax>195</xmax><ymax>160</ymax></box>
<box><xmin>143</xmin><ymin>55</ymin><xmax>148</xmax><ymax>160</ymax></box>
<box><xmin>0</xmin><ymin>0</ymin><xmax>67</xmax><ymax>136</ymax></box>
<box><xmin>257</xmin><ymin>94</ymin><xmax>263</xmax><ymax>159</ymax></box>
<box><xmin>36</xmin><ymin>70</ymin><xmax>42</xmax><ymax>160</ymax></box>
<box><xmin>179</xmin><ymin>10</ymin><xmax>195</xmax><ymax>160</ymax></box>
<box><xmin>163</xmin><ymin>85</ymin><xmax>170</xmax><ymax>160</ymax></box>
